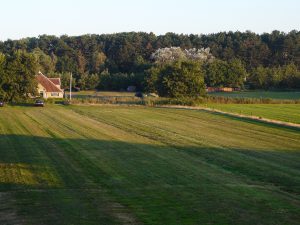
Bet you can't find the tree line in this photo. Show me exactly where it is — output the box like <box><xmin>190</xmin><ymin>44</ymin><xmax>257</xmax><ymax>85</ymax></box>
<box><xmin>0</xmin><ymin>31</ymin><xmax>299</xmax><ymax>100</ymax></box>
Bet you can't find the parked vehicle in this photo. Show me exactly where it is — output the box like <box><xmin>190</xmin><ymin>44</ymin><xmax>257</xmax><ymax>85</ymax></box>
<box><xmin>74</xmin><ymin>87</ymin><xmax>81</xmax><ymax>92</ymax></box>
<box><xmin>135</xmin><ymin>92</ymin><xmax>145</xmax><ymax>98</ymax></box>
<box><xmin>34</xmin><ymin>99</ymin><xmax>45</xmax><ymax>107</ymax></box>
<box><xmin>0</xmin><ymin>101</ymin><xmax>4</xmax><ymax>107</ymax></box>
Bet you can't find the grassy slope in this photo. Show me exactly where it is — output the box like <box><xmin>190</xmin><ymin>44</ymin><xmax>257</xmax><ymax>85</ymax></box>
<box><xmin>202</xmin><ymin>104</ymin><xmax>300</xmax><ymax>124</ymax></box>
<box><xmin>0</xmin><ymin>105</ymin><xmax>300</xmax><ymax>224</ymax></box>
<box><xmin>209</xmin><ymin>91</ymin><xmax>300</xmax><ymax>100</ymax></box>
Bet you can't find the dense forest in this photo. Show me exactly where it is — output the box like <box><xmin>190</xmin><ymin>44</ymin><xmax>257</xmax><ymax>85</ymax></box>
<box><xmin>0</xmin><ymin>30</ymin><xmax>300</xmax><ymax>99</ymax></box>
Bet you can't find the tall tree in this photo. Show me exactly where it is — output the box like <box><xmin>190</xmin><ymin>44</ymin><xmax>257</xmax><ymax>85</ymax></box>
<box><xmin>4</xmin><ymin>50</ymin><xmax>38</xmax><ymax>102</ymax></box>
<box><xmin>0</xmin><ymin>53</ymin><xmax>7</xmax><ymax>100</ymax></box>
<box><xmin>91</xmin><ymin>51</ymin><xmax>106</xmax><ymax>73</ymax></box>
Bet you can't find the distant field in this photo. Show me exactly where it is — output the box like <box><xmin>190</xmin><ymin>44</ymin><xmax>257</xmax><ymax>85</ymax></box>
<box><xmin>203</xmin><ymin>104</ymin><xmax>300</xmax><ymax>124</ymax></box>
<box><xmin>66</xmin><ymin>91</ymin><xmax>136</xmax><ymax>98</ymax></box>
<box><xmin>209</xmin><ymin>91</ymin><xmax>300</xmax><ymax>100</ymax></box>
<box><xmin>0</xmin><ymin>105</ymin><xmax>300</xmax><ymax>224</ymax></box>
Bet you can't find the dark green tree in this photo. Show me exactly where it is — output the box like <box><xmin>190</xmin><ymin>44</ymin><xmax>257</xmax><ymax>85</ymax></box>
<box><xmin>0</xmin><ymin>53</ymin><xmax>7</xmax><ymax>100</ymax></box>
<box><xmin>149</xmin><ymin>60</ymin><xmax>206</xmax><ymax>98</ymax></box>
<box><xmin>204</xmin><ymin>59</ymin><xmax>247</xmax><ymax>88</ymax></box>
<box><xmin>4</xmin><ymin>50</ymin><xmax>38</xmax><ymax>102</ymax></box>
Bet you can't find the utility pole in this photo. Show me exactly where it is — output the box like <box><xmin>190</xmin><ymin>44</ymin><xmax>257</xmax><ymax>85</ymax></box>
<box><xmin>69</xmin><ymin>72</ymin><xmax>72</xmax><ymax>101</ymax></box>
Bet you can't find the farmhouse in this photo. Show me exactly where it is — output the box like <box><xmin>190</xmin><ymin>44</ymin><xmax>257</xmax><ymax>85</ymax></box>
<box><xmin>36</xmin><ymin>72</ymin><xmax>64</xmax><ymax>99</ymax></box>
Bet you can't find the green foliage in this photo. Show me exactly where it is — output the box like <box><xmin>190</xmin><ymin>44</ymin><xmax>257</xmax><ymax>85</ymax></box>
<box><xmin>91</xmin><ymin>51</ymin><xmax>106</xmax><ymax>73</ymax></box>
<box><xmin>281</xmin><ymin>63</ymin><xmax>300</xmax><ymax>88</ymax></box>
<box><xmin>0</xmin><ymin>31</ymin><xmax>300</xmax><ymax>92</ymax></box>
<box><xmin>248</xmin><ymin>64</ymin><xmax>300</xmax><ymax>89</ymax></box>
<box><xmin>56</xmin><ymin>55</ymin><xmax>78</xmax><ymax>75</ymax></box>
<box><xmin>0</xmin><ymin>53</ymin><xmax>6</xmax><ymax>100</ymax></box>
<box><xmin>32</xmin><ymin>48</ymin><xmax>57</xmax><ymax>74</ymax></box>
<box><xmin>204</xmin><ymin>59</ymin><xmax>247</xmax><ymax>88</ymax></box>
<box><xmin>0</xmin><ymin>50</ymin><xmax>38</xmax><ymax>102</ymax></box>
<box><xmin>78</xmin><ymin>73</ymin><xmax>100</xmax><ymax>90</ymax></box>
<box><xmin>145</xmin><ymin>66</ymin><xmax>160</xmax><ymax>93</ymax></box>
<box><xmin>61</xmin><ymin>72</ymin><xmax>76</xmax><ymax>89</ymax></box>
<box><xmin>98</xmin><ymin>70</ymin><xmax>145</xmax><ymax>91</ymax></box>
<box><xmin>76</xmin><ymin>51</ymin><xmax>87</xmax><ymax>74</ymax></box>
<box><xmin>148</xmin><ymin>60</ymin><xmax>206</xmax><ymax>98</ymax></box>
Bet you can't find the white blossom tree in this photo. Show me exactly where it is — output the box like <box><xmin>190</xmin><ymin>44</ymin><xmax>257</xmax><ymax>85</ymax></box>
<box><xmin>151</xmin><ymin>47</ymin><xmax>214</xmax><ymax>64</ymax></box>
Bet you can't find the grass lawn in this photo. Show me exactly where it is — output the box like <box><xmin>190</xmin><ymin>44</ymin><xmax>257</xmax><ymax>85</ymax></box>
<box><xmin>202</xmin><ymin>104</ymin><xmax>300</xmax><ymax>124</ymax></box>
<box><xmin>0</xmin><ymin>105</ymin><xmax>300</xmax><ymax>224</ymax></box>
<box><xmin>209</xmin><ymin>91</ymin><xmax>300</xmax><ymax>100</ymax></box>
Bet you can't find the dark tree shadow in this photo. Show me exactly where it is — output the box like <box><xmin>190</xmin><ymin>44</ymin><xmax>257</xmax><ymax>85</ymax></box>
<box><xmin>0</xmin><ymin>134</ymin><xmax>300</xmax><ymax>225</ymax></box>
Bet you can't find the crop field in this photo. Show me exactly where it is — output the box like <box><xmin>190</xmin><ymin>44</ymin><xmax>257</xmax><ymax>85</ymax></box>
<box><xmin>203</xmin><ymin>104</ymin><xmax>300</xmax><ymax>124</ymax></box>
<box><xmin>209</xmin><ymin>91</ymin><xmax>300</xmax><ymax>100</ymax></box>
<box><xmin>0</xmin><ymin>105</ymin><xmax>300</xmax><ymax>225</ymax></box>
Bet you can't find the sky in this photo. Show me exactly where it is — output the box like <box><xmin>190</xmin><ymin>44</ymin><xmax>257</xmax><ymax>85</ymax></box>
<box><xmin>0</xmin><ymin>0</ymin><xmax>299</xmax><ymax>40</ymax></box>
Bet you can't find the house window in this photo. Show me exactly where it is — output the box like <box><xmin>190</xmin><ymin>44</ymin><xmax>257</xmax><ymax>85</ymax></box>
<box><xmin>40</xmin><ymin>91</ymin><xmax>44</xmax><ymax>97</ymax></box>
<box><xmin>51</xmin><ymin>92</ymin><xmax>59</xmax><ymax>97</ymax></box>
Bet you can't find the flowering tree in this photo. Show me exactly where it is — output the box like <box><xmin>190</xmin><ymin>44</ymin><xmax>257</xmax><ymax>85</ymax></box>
<box><xmin>184</xmin><ymin>48</ymin><xmax>214</xmax><ymax>62</ymax></box>
<box><xmin>151</xmin><ymin>47</ymin><xmax>214</xmax><ymax>64</ymax></box>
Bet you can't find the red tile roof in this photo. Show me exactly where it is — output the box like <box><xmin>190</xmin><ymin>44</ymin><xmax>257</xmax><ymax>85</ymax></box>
<box><xmin>49</xmin><ymin>78</ymin><xmax>61</xmax><ymax>86</ymax></box>
<box><xmin>37</xmin><ymin>74</ymin><xmax>63</xmax><ymax>92</ymax></box>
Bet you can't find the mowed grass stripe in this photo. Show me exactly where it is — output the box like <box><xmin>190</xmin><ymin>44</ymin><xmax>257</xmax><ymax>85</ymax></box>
<box><xmin>203</xmin><ymin>104</ymin><xmax>300</xmax><ymax>124</ymax></box>
<box><xmin>69</xmin><ymin>106</ymin><xmax>300</xmax><ymax>190</ymax></box>
<box><xmin>0</xmin><ymin>109</ymin><xmax>62</xmax><ymax>189</ymax></box>
<box><xmin>160</xmin><ymin>107</ymin><xmax>300</xmax><ymax>150</ymax></box>
<box><xmin>209</xmin><ymin>91</ymin><xmax>300</xmax><ymax>100</ymax></box>
<box><xmin>69</xmin><ymin>106</ymin><xmax>299</xmax><ymax>179</ymax></box>
<box><xmin>0</xmin><ymin>105</ymin><xmax>300</xmax><ymax>224</ymax></box>
<box><xmin>67</xmin><ymin>105</ymin><xmax>300</xmax><ymax>224</ymax></box>
<box><xmin>70</xmin><ymin>105</ymin><xmax>300</xmax><ymax>150</ymax></box>
<box><xmin>0</xmin><ymin>107</ymin><xmax>141</xmax><ymax>224</ymax></box>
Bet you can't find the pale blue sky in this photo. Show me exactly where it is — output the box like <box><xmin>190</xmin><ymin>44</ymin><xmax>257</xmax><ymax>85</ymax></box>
<box><xmin>0</xmin><ymin>0</ymin><xmax>299</xmax><ymax>40</ymax></box>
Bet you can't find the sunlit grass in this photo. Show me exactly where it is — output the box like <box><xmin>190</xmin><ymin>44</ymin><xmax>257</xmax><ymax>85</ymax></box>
<box><xmin>202</xmin><ymin>104</ymin><xmax>300</xmax><ymax>124</ymax></box>
<box><xmin>0</xmin><ymin>105</ymin><xmax>299</xmax><ymax>224</ymax></box>
<box><xmin>209</xmin><ymin>91</ymin><xmax>300</xmax><ymax>100</ymax></box>
<box><xmin>0</xmin><ymin>163</ymin><xmax>62</xmax><ymax>187</ymax></box>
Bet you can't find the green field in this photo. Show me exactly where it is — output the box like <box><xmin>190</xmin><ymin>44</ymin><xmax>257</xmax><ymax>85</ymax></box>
<box><xmin>209</xmin><ymin>91</ymin><xmax>300</xmax><ymax>100</ymax></box>
<box><xmin>203</xmin><ymin>104</ymin><xmax>300</xmax><ymax>124</ymax></box>
<box><xmin>0</xmin><ymin>105</ymin><xmax>300</xmax><ymax>224</ymax></box>
<box><xmin>66</xmin><ymin>91</ymin><xmax>136</xmax><ymax>98</ymax></box>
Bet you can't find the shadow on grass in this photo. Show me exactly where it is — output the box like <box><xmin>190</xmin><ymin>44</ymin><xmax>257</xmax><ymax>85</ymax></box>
<box><xmin>213</xmin><ymin>111</ymin><xmax>300</xmax><ymax>131</ymax></box>
<box><xmin>8</xmin><ymin>102</ymin><xmax>36</xmax><ymax>107</ymax></box>
<box><xmin>164</xmin><ymin>107</ymin><xmax>300</xmax><ymax>131</ymax></box>
<box><xmin>0</xmin><ymin>134</ymin><xmax>300</xmax><ymax>225</ymax></box>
